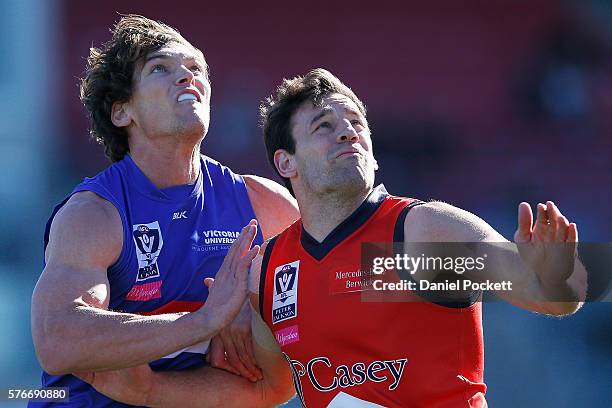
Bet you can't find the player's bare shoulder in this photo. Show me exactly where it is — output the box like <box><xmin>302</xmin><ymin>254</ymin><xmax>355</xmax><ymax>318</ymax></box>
<box><xmin>46</xmin><ymin>191</ymin><xmax>123</xmax><ymax>267</ymax></box>
<box><xmin>243</xmin><ymin>175</ymin><xmax>299</xmax><ymax>240</ymax></box>
<box><xmin>243</xmin><ymin>175</ymin><xmax>298</xmax><ymax>212</ymax></box>
<box><xmin>403</xmin><ymin>201</ymin><xmax>499</xmax><ymax>242</ymax></box>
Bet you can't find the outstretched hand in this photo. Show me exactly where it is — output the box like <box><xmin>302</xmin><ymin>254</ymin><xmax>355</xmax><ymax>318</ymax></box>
<box><xmin>514</xmin><ymin>201</ymin><xmax>578</xmax><ymax>289</ymax></box>
<box><xmin>198</xmin><ymin>220</ymin><xmax>260</xmax><ymax>334</ymax></box>
<box><xmin>205</xmin><ymin>298</ymin><xmax>262</xmax><ymax>382</ymax></box>
<box><xmin>75</xmin><ymin>221</ymin><xmax>262</xmax><ymax>405</ymax></box>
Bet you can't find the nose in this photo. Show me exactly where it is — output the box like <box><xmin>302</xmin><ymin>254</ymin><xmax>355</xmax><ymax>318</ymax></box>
<box><xmin>176</xmin><ymin>65</ymin><xmax>195</xmax><ymax>85</ymax></box>
<box><xmin>337</xmin><ymin>120</ymin><xmax>359</xmax><ymax>143</ymax></box>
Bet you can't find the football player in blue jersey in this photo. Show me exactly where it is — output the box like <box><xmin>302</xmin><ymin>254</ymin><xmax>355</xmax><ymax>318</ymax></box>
<box><xmin>30</xmin><ymin>15</ymin><xmax>299</xmax><ymax>407</ymax></box>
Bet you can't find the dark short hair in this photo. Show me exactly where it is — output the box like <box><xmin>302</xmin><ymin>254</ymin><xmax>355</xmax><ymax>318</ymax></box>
<box><xmin>79</xmin><ymin>15</ymin><xmax>208</xmax><ymax>162</ymax></box>
<box><xmin>260</xmin><ymin>68</ymin><xmax>366</xmax><ymax>194</ymax></box>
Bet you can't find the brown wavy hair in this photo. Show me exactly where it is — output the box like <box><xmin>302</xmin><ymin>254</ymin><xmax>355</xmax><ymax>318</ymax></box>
<box><xmin>260</xmin><ymin>68</ymin><xmax>366</xmax><ymax>194</ymax></box>
<box><xmin>79</xmin><ymin>15</ymin><xmax>206</xmax><ymax>162</ymax></box>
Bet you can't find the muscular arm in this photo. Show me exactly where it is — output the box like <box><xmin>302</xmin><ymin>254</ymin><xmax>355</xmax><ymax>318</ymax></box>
<box><xmin>142</xmin><ymin>344</ymin><xmax>292</xmax><ymax>407</ymax></box>
<box><xmin>404</xmin><ymin>201</ymin><xmax>586</xmax><ymax>315</ymax></box>
<box><xmin>245</xmin><ymin>175</ymin><xmax>300</xmax><ymax>240</ymax></box>
<box><xmin>148</xmin><ymin>243</ymin><xmax>294</xmax><ymax>407</ymax></box>
<box><xmin>206</xmin><ymin>178</ymin><xmax>297</xmax><ymax>379</ymax></box>
<box><xmin>32</xmin><ymin>192</ymin><xmax>253</xmax><ymax>375</ymax></box>
<box><xmin>142</xmin><ymin>316</ymin><xmax>293</xmax><ymax>407</ymax></box>
<box><xmin>80</xmin><ymin>241</ymin><xmax>296</xmax><ymax>407</ymax></box>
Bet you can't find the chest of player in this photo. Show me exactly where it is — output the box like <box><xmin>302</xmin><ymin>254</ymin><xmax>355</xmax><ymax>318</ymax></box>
<box><xmin>109</xmin><ymin>202</ymin><xmax>259</xmax><ymax>314</ymax></box>
<box><xmin>265</xmin><ymin>251</ymin><xmax>486</xmax><ymax>407</ymax></box>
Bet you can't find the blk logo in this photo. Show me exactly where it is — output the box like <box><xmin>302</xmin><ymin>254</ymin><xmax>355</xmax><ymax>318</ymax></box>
<box><xmin>172</xmin><ymin>211</ymin><xmax>187</xmax><ymax>220</ymax></box>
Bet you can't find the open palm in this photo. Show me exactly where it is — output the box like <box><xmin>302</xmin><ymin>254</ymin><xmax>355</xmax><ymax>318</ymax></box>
<box><xmin>514</xmin><ymin>201</ymin><xmax>578</xmax><ymax>290</ymax></box>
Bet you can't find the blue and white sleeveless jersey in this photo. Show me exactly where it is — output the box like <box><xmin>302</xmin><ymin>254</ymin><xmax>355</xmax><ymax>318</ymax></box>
<box><xmin>30</xmin><ymin>154</ymin><xmax>263</xmax><ymax>407</ymax></box>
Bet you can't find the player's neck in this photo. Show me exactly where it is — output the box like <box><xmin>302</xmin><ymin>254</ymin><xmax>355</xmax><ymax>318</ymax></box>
<box><xmin>129</xmin><ymin>141</ymin><xmax>202</xmax><ymax>189</ymax></box>
<box><xmin>299</xmin><ymin>187</ymin><xmax>371</xmax><ymax>243</ymax></box>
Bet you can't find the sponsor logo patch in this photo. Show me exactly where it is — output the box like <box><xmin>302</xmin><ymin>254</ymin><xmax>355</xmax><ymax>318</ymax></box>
<box><xmin>330</xmin><ymin>269</ymin><xmax>376</xmax><ymax>294</ymax></box>
<box><xmin>133</xmin><ymin>221</ymin><xmax>163</xmax><ymax>282</ymax></box>
<box><xmin>288</xmin><ymin>356</ymin><xmax>408</xmax><ymax>393</ymax></box>
<box><xmin>126</xmin><ymin>280</ymin><xmax>163</xmax><ymax>301</ymax></box>
<box><xmin>272</xmin><ymin>261</ymin><xmax>299</xmax><ymax>324</ymax></box>
<box><xmin>275</xmin><ymin>325</ymin><xmax>300</xmax><ymax>347</ymax></box>
<box><xmin>191</xmin><ymin>229</ymin><xmax>241</xmax><ymax>252</ymax></box>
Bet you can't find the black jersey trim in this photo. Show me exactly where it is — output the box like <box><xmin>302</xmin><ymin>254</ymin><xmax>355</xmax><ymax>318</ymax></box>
<box><xmin>397</xmin><ymin>266</ymin><xmax>482</xmax><ymax>308</ymax></box>
<box><xmin>301</xmin><ymin>184</ymin><xmax>388</xmax><ymax>261</ymax></box>
<box><xmin>395</xmin><ymin>200</ymin><xmax>481</xmax><ymax>309</ymax></box>
<box><xmin>393</xmin><ymin>200</ymin><xmax>426</xmax><ymax>243</ymax></box>
<box><xmin>415</xmin><ymin>281</ymin><xmax>482</xmax><ymax>309</ymax></box>
<box><xmin>258</xmin><ymin>236</ymin><xmax>278</xmax><ymax>321</ymax></box>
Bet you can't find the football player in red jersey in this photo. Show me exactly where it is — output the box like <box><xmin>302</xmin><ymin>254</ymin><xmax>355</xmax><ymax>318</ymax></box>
<box><xmin>78</xmin><ymin>69</ymin><xmax>586</xmax><ymax>407</ymax></box>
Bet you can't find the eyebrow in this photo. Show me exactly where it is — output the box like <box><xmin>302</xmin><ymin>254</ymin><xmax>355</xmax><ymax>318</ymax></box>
<box><xmin>143</xmin><ymin>53</ymin><xmax>205</xmax><ymax>67</ymax></box>
<box><xmin>345</xmin><ymin>108</ymin><xmax>362</xmax><ymax>117</ymax></box>
<box><xmin>144</xmin><ymin>54</ymin><xmax>171</xmax><ymax>65</ymax></box>
<box><xmin>310</xmin><ymin>107</ymin><xmax>334</xmax><ymax>128</ymax></box>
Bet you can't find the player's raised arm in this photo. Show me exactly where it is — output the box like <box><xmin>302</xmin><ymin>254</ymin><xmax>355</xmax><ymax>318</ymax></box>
<box><xmin>248</xmin><ymin>241</ymin><xmax>296</xmax><ymax>397</ymax></box>
<box><xmin>76</xmin><ymin>241</ymin><xmax>296</xmax><ymax>407</ymax></box>
<box><xmin>511</xmin><ymin>201</ymin><xmax>586</xmax><ymax>312</ymax></box>
<box><xmin>204</xmin><ymin>175</ymin><xmax>298</xmax><ymax>380</ymax></box>
<box><xmin>32</xmin><ymin>192</ymin><xmax>258</xmax><ymax>375</ymax></box>
<box><xmin>404</xmin><ymin>200</ymin><xmax>586</xmax><ymax>315</ymax></box>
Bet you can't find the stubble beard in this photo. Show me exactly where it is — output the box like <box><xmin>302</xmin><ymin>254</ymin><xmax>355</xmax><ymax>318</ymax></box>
<box><xmin>169</xmin><ymin>109</ymin><xmax>209</xmax><ymax>146</ymax></box>
<box><xmin>306</xmin><ymin>154</ymin><xmax>376</xmax><ymax>201</ymax></box>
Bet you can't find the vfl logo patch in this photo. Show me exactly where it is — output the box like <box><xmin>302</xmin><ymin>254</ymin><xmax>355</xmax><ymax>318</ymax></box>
<box><xmin>133</xmin><ymin>221</ymin><xmax>163</xmax><ymax>282</ymax></box>
<box><xmin>272</xmin><ymin>261</ymin><xmax>299</xmax><ymax>324</ymax></box>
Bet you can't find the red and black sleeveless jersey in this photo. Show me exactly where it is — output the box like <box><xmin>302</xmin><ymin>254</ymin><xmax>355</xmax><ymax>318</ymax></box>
<box><xmin>260</xmin><ymin>185</ymin><xmax>486</xmax><ymax>407</ymax></box>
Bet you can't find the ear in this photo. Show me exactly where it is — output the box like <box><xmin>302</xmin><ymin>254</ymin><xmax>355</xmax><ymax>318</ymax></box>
<box><xmin>111</xmin><ymin>101</ymin><xmax>132</xmax><ymax>128</ymax></box>
<box><xmin>274</xmin><ymin>150</ymin><xmax>297</xmax><ymax>179</ymax></box>
<box><xmin>373</xmin><ymin>157</ymin><xmax>379</xmax><ymax>171</ymax></box>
